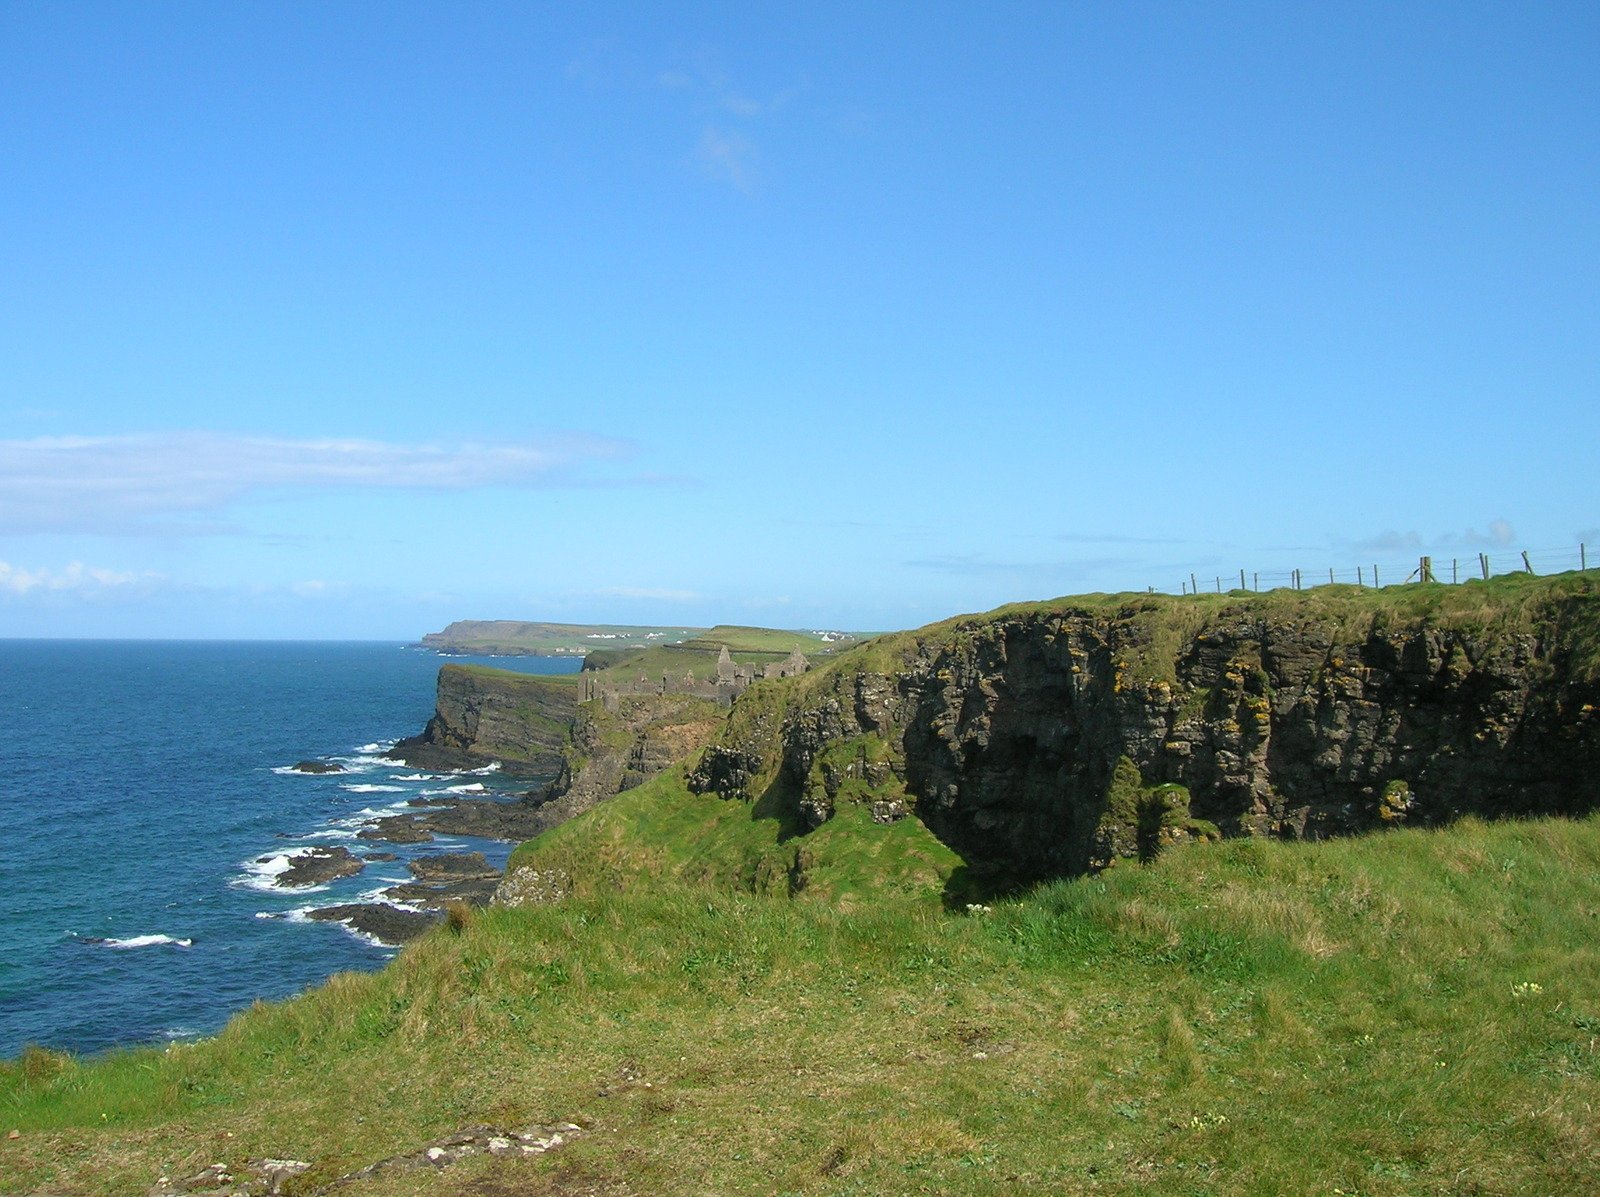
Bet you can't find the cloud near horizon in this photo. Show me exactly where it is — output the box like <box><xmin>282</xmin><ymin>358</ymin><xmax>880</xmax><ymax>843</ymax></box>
<box><xmin>0</xmin><ymin>432</ymin><xmax>631</xmax><ymax>534</ymax></box>
<box><xmin>0</xmin><ymin>560</ymin><xmax>158</xmax><ymax>597</ymax></box>
<box><xmin>1353</xmin><ymin>520</ymin><xmax>1518</xmax><ymax>554</ymax></box>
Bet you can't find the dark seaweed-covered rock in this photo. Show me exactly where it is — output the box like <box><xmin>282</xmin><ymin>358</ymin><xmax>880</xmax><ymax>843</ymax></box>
<box><xmin>307</xmin><ymin>903</ymin><xmax>440</xmax><ymax>945</ymax></box>
<box><xmin>273</xmin><ymin>846</ymin><xmax>364</xmax><ymax>888</ymax></box>
<box><xmin>290</xmin><ymin>759</ymin><xmax>344</xmax><ymax>774</ymax></box>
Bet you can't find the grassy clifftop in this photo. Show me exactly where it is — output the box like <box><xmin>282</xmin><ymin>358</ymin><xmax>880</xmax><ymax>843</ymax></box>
<box><xmin>6</xmin><ymin>812</ymin><xmax>1599</xmax><ymax>1194</ymax></box>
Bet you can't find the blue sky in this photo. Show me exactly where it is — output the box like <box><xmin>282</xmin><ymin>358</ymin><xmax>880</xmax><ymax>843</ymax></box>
<box><xmin>2</xmin><ymin>2</ymin><xmax>1596</xmax><ymax>638</ymax></box>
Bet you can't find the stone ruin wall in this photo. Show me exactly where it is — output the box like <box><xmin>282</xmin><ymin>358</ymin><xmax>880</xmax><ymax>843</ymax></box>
<box><xmin>580</xmin><ymin>646</ymin><xmax>810</xmax><ymax>709</ymax></box>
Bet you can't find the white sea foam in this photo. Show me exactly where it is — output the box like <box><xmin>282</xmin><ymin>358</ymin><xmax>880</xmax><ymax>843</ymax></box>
<box><xmin>96</xmin><ymin>934</ymin><xmax>193</xmax><ymax>950</ymax></box>
<box><xmin>357</xmin><ymin>885</ymin><xmax>429</xmax><ymax>913</ymax></box>
<box><xmin>344</xmin><ymin>754</ymin><xmax>408</xmax><ymax>770</ymax></box>
<box><xmin>392</xmin><ymin>773</ymin><xmax>437</xmax><ymax>782</ymax></box>
<box><xmin>254</xmin><ymin>906</ymin><xmax>319</xmax><ymax>924</ymax></box>
<box><xmin>303</xmin><ymin>828</ymin><xmax>359</xmax><ymax>841</ymax></box>
<box><xmin>340</xmin><ymin>783</ymin><xmax>407</xmax><ymax>794</ymax></box>
<box><xmin>232</xmin><ymin>847</ymin><xmax>337</xmax><ymax>893</ymax></box>
<box><xmin>446</xmin><ymin>782</ymin><xmax>487</xmax><ymax>795</ymax></box>
<box><xmin>233</xmin><ymin>850</ymin><xmax>299</xmax><ymax>892</ymax></box>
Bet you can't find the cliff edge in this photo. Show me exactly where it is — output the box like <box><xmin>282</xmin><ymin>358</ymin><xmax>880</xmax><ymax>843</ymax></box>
<box><xmin>688</xmin><ymin>573</ymin><xmax>1600</xmax><ymax>884</ymax></box>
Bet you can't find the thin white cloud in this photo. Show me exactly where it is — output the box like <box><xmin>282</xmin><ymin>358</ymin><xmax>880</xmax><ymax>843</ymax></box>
<box><xmin>695</xmin><ymin>126</ymin><xmax>757</xmax><ymax>192</ymax></box>
<box><xmin>0</xmin><ymin>560</ymin><xmax>157</xmax><ymax>596</ymax></box>
<box><xmin>905</xmin><ymin>554</ymin><xmax>1139</xmax><ymax>577</ymax></box>
<box><xmin>593</xmin><ymin>585</ymin><xmax>701</xmax><ymax>603</ymax></box>
<box><xmin>1352</xmin><ymin>520</ymin><xmax>1517</xmax><ymax>553</ymax></box>
<box><xmin>0</xmin><ymin>432</ymin><xmax>630</xmax><ymax>534</ymax></box>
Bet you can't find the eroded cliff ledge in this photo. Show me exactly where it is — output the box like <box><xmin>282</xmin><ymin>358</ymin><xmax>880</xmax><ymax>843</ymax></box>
<box><xmin>690</xmin><ymin>575</ymin><xmax>1600</xmax><ymax>882</ymax></box>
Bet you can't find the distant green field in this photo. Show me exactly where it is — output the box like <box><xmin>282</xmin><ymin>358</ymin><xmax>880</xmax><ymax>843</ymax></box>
<box><xmin>420</xmin><ymin>620</ymin><xmax>862</xmax><ymax>660</ymax></box>
<box><xmin>420</xmin><ymin>620</ymin><xmax>708</xmax><ymax>655</ymax></box>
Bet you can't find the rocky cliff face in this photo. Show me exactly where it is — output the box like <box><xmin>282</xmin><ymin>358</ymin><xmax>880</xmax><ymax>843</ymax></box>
<box><xmin>691</xmin><ymin>580</ymin><xmax>1600</xmax><ymax>882</ymax></box>
<box><xmin>389</xmin><ymin>665</ymin><xmax>577</xmax><ymax>778</ymax></box>
<box><xmin>529</xmin><ymin>693</ymin><xmax>722</xmax><ymax>829</ymax></box>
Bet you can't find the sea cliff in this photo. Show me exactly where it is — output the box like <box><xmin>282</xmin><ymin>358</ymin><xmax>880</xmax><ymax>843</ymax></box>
<box><xmin>388</xmin><ymin>664</ymin><xmax>576</xmax><ymax>778</ymax></box>
<box><xmin>689</xmin><ymin>574</ymin><xmax>1600</xmax><ymax>881</ymax></box>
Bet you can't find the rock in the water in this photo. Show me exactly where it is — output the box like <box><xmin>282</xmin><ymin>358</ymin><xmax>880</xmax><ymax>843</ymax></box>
<box><xmin>385</xmin><ymin>877</ymin><xmax>500</xmax><ymax>909</ymax></box>
<box><xmin>356</xmin><ymin>817</ymin><xmax>434</xmax><ymax>844</ymax></box>
<box><xmin>308</xmin><ymin>903</ymin><xmax>440</xmax><ymax>945</ymax></box>
<box><xmin>275</xmin><ymin>846</ymin><xmax>364</xmax><ymax>888</ymax></box>
<box><xmin>290</xmin><ymin>759</ymin><xmax>344</xmax><ymax>774</ymax></box>
<box><xmin>408</xmin><ymin>851</ymin><xmax>497</xmax><ymax>882</ymax></box>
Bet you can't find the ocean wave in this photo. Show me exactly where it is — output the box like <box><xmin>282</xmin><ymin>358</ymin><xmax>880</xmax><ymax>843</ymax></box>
<box><xmin>343</xmin><ymin>754</ymin><xmax>407</xmax><ymax>770</ymax></box>
<box><xmin>341</xmin><ymin>801</ymin><xmax>413</xmax><ymax>821</ymax></box>
<box><xmin>78</xmin><ymin>933</ymin><xmax>193</xmax><ymax>950</ymax></box>
<box><xmin>339</xmin><ymin>783</ymin><xmax>407</xmax><ymax>794</ymax></box>
<box><xmin>392</xmin><ymin>773</ymin><xmax>437</xmax><ymax>782</ymax></box>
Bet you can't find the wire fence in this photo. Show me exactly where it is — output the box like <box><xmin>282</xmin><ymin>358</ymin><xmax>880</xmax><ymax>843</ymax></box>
<box><xmin>1167</xmin><ymin>543</ymin><xmax>1594</xmax><ymax>596</ymax></box>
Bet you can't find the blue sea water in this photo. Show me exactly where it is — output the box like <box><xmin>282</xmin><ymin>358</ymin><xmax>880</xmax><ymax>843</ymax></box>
<box><xmin>0</xmin><ymin>640</ymin><xmax>580</xmax><ymax>1058</ymax></box>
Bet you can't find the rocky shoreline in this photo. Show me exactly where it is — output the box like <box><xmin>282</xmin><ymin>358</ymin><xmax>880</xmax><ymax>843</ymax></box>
<box><xmin>268</xmin><ymin>781</ymin><xmax>553</xmax><ymax>946</ymax></box>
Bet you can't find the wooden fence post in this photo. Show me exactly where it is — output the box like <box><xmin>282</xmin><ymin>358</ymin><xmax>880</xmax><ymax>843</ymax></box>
<box><xmin>1522</xmin><ymin>550</ymin><xmax>1534</xmax><ymax>574</ymax></box>
<box><xmin>1190</xmin><ymin>573</ymin><xmax>1198</xmax><ymax>596</ymax></box>
<box><xmin>1253</xmin><ymin>572</ymin><xmax>1259</xmax><ymax>591</ymax></box>
<box><xmin>1480</xmin><ymin>553</ymin><xmax>1490</xmax><ymax>580</ymax></box>
<box><xmin>1452</xmin><ymin>558</ymin><xmax>1458</xmax><ymax>584</ymax></box>
<box><xmin>1240</xmin><ymin>569</ymin><xmax>1246</xmax><ymax>591</ymax></box>
<box><xmin>1373</xmin><ymin>564</ymin><xmax>1379</xmax><ymax>587</ymax></box>
<box><xmin>1358</xmin><ymin>566</ymin><xmax>1364</xmax><ymax>587</ymax></box>
<box><xmin>1583</xmin><ymin>543</ymin><xmax>1588</xmax><ymax>571</ymax></box>
<box><xmin>1419</xmin><ymin>556</ymin><xmax>1433</xmax><ymax>583</ymax></box>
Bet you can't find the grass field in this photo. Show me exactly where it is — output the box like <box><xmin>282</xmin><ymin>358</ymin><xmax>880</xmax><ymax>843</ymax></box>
<box><xmin>5</xmin><ymin>810</ymin><xmax>1598</xmax><ymax>1195</ymax></box>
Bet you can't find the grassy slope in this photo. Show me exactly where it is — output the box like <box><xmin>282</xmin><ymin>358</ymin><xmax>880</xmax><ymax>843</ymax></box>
<box><xmin>5</xmin><ymin>813</ymin><xmax>1599</xmax><ymax>1195</ymax></box>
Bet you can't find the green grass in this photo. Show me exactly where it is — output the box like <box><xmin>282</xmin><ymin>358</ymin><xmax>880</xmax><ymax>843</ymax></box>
<box><xmin>795</xmin><ymin>568</ymin><xmax>1600</xmax><ymax>692</ymax></box>
<box><xmin>6</xmin><ymin>814</ymin><xmax>1600</xmax><ymax>1195</ymax></box>
<box><xmin>692</xmin><ymin>625</ymin><xmax>856</xmax><ymax>654</ymax></box>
